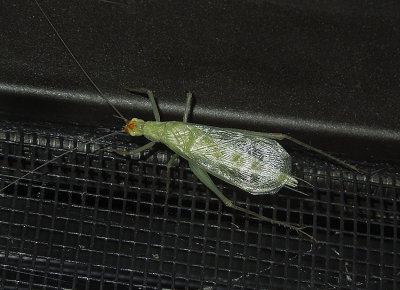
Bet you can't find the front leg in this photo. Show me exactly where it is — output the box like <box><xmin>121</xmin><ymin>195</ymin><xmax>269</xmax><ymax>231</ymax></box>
<box><xmin>126</xmin><ymin>88</ymin><xmax>161</xmax><ymax>122</ymax></box>
<box><xmin>183</xmin><ymin>92</ymin><xmax>193</xmax><ymax>123</ymax></box>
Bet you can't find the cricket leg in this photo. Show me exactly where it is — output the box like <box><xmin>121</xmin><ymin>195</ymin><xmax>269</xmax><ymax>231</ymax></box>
<box><xmin>189</xmin><ymin>161</ymin><xmax>318</xmax><ymax>243</ymax></box>
<box><xmin>263</xmin><ymin>133</ymin><xmax>365</xmax><ymax>174</ymax></box>
<box><xmin>126</xmin><ymin>88</ymin><xmax>161</xmax><ymax>122</ymax></box>
<box><xmin>227</xmin><ymin>128</ymin><xmax>364</xmax><ymax>174</ymax></box>
<box><xmin>107</xmin><ymin>141</ymin><xmax>156</xmax><ymax>157</ymax></box>
<box><xmin>183</xmin><ymin>92</ymin><xmax>193</xmax><ymax>123</ymax></box>
<box><xmin>163</xmin><ymin>153</ymin><xmax>179</xmax><ymax>206</ymax></box>
<box><xmin>163</xmin><ymin>92</ymin><xmax>189</xmax><ymax>205</ymax></box>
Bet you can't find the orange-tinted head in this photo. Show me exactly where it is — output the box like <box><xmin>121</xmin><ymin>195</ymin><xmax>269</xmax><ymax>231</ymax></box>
<box><xmin>124</xmin><ymin>118</ymin><xmax>144</xmax><ymax>136</ymax></box>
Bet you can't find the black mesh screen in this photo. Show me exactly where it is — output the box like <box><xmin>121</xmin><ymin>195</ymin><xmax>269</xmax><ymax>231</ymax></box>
<box><xmin>0</xmin><ymin>121</ymin><xmax>399</xmax><ymax>289</ymax></box>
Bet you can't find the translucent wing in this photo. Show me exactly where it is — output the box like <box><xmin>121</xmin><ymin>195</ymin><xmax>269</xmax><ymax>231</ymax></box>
<box><xmin>160</xmin><ymin>122</ymin><xmax>297</xmax><ymax>195</ymax></box>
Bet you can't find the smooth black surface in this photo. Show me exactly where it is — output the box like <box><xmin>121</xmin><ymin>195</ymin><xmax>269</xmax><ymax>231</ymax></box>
<box><xmin>0</xmin><ymin>1</ymin><xmax>400</xmax><ymax>161</ymax></box>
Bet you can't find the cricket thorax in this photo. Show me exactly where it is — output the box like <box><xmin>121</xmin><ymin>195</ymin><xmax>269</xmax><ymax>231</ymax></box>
<box><xmin>142</xmin><ymin>121</ymin><xmax>190</xmax><ymax>145</ymax></box>
<box><xmin>125</xmin><ymin>118</ymin><xmax>145</xmax><ymax>136</ymax></box>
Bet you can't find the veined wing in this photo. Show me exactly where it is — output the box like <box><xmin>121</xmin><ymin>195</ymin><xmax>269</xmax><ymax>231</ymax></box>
<box><xmin>183</xmin><ymin>124</ymin><xmax>296</xmax><ymax>194</ymax></box>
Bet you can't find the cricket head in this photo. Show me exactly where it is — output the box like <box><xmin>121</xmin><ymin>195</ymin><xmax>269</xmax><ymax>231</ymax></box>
<box><xmin>125</xmin><ymin>118</ymin><xmax>145</xmax><ymax>136</ymax></box>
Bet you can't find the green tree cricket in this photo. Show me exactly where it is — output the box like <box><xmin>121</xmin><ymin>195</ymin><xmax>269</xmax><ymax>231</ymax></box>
<box><xmin>121</xmin><ymin>88</ymin><xmax>362</xmax><ymax>243</ymax></box>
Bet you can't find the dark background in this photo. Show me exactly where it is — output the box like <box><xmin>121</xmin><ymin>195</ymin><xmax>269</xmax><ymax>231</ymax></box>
<box><xmin>1</xmin><ymin>0</ymin><xmax>399</xmax><ymax>161</ymax></box>
<box><xmin>0</xmin><ymin>1</ymin><xmax>399</xmax><ymax>289</ymax></box>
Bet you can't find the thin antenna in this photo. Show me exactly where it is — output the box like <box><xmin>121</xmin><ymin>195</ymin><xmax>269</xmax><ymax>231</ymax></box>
<box><xmin>34</xmin><ymin>0</ymin><xmax>127</xmax><ymax>121</ymax></box>
<box><xmin>0</xmin><ymin>131</ymin><xmax>121</xmax><ymax>193</ymax></box>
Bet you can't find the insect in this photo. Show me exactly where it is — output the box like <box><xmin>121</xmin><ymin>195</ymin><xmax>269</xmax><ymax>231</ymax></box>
<box><xmin>120</xmin><ymin>89</ymin><xmax>362</xmax><ymax>243</ymax></box>
<box><xmin>1</xmin><ymin>0</ymin><xmax>363</xmax><ymax>243</ymax></box>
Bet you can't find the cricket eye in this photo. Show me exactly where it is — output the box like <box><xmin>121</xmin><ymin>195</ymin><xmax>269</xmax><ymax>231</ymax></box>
<box><xmin>125</xmin><ymin>120</ymin><xmax>136</xmax><ymax>132</ymax></box>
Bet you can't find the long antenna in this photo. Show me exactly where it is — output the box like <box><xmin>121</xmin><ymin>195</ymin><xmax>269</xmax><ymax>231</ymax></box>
<box><xmin>0</xmin><ymin>131</ymin><xmax>122</xmax><ymax>193</ymax></box>
<box><xmin>34</xmin><ymin>0</ymin><xmax>127</xmax><ymax>121</ymax></box>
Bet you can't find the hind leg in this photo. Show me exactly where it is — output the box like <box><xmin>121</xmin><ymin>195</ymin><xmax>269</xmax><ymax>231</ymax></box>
<box><xmin>189</xmin><ymin>161</ymin><xmax>317</xmax><ymax>242</ymax></box>
<box><xmin>226</xmin><ymin>128</ymin><xmax>364</xmax><ymax>174</ymax></box>
<box><xmin>261</xmin><ymin>133</ymin><xmax>364</xmax><ymax>174</ymax></box>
